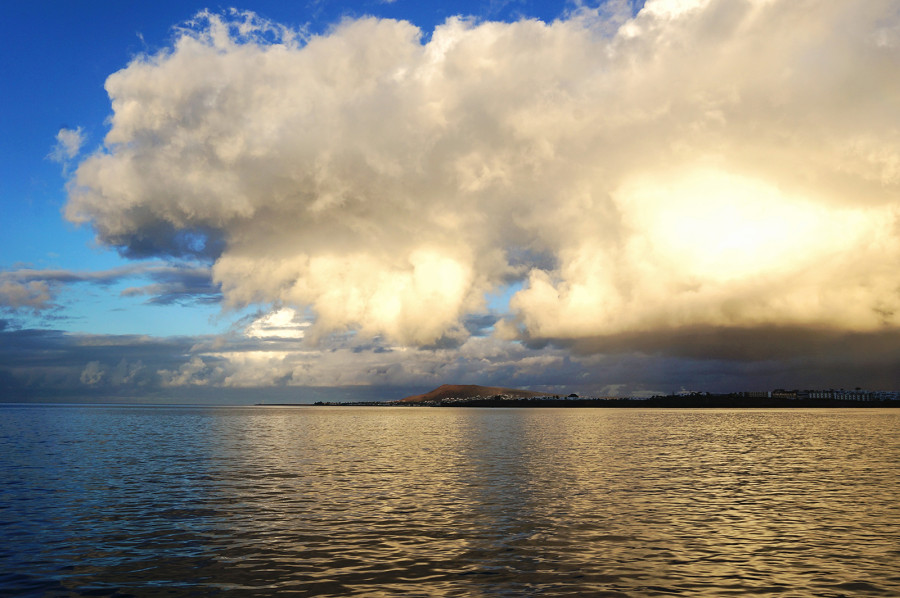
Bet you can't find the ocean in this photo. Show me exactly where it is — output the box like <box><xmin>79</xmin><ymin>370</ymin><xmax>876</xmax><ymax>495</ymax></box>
<box><xmin>1</xmin><ymin>405</ymin><xmax>898</xmax><ymax>597</ymax></box>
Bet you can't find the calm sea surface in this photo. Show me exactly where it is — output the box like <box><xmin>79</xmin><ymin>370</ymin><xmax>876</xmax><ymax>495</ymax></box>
<box><xmin>1</xmin><ymin>405</ymin><xmax>898</xmax><ymax>597</ymax></box>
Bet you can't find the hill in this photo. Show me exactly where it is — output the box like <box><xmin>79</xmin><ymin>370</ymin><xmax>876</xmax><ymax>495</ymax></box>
<box><xmin>398</xmin><ymin>384</ymin><xmax>548</xmax><ymax>403</ymax></box>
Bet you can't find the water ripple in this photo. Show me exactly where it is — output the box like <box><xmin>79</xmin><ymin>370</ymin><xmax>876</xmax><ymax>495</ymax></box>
<box><xmin>1</xmin><ymin>406</ymin><xmax>898</xmax><ymax>596</ymax></box>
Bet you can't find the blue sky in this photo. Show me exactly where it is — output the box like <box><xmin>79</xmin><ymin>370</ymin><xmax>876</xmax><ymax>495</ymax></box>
<box><xmin>3</xmin><ymin>0</ymin><xmax>900</xmax><ymax>402</ymax></box>
<box><xmin>4</xmin><ymin>1</ymin><xmax>212</xmax><ymax>335</ymax></box>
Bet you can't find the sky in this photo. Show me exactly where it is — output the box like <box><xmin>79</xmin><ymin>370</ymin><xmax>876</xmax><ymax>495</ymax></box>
<box><xmin>2</xmin><ymin>0</ymin><xmax>900</xmax><ymax>403</ymax></box>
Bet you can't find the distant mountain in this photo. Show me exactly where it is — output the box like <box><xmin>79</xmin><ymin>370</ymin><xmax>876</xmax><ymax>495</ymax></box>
<box><xmin>398</xmin><ymin>384</ymin><xmax>548</xmax><ymax>403</ymax></box>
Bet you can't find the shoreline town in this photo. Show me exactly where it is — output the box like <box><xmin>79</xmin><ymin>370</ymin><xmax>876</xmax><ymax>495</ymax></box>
<box><xmin>294</xmin><ymin>386</ymin><xmax>900</xmax><ymax>408</ymax></box>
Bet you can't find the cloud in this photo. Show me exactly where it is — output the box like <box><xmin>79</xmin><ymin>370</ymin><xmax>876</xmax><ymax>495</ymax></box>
<box><xmin>0</xmin><ymin>324</ymin><xmax>191</xmax><ymax>399</ymax></box>
<box><xmin>0</xmin><ymin>263</ymin><xmax>220</xmax><ymax>312</ymax></box>
<box><xmin>64</xmin><ymin>1</ymin><xmax>900</xmax><ymax>354</ymax></box>
<box><xmin>0</xmin><ymin>318</ymin><xmax>574</xmax><ymax>400</ymax></box>
<box><xmin>6</xmin><ymin>312</ymin><xmax>900</xmax><ymax>402</ymax></box>
<box><xmin>179</xmin><ymin>322</ymin><xmax>575</xmax><ymax>390</ymax></box>
<box><xmin>159</xmin><ymin>355</ymin><xmax>226</xmax><ymax>386</ymax></box>
<box><xmin>0</xmin><ymin>279</ymin><xmax>54</xmax><ymax>310</ymax></box>
<box><xmin>79</xmin><ymin>361</ymin><xmax>105</xmax><ymax>385</ymax></box>
<box><xmin>49</xmin><ymin>127</ymin><xmax>85</xmax><ymax>164</ymax></box>
<box><xmin>245</xmin><ymin>307</ymin><xmax>309</xmax><ymax>338</ymax></box>
<box><xmin>118</xmin><ymin>263</ymin><xmax>221</xmax><ymax>305</ymax></box>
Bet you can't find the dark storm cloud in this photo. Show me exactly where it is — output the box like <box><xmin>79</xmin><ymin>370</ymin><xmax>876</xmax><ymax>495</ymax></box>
<box><xmin>558</xmin><ymin>325</ymin><xmax>900</xmax><ymax>364</ymax></box>
<box><xmin>0</xmin><ymin>323</ymin><xmax>188</xmax><ymax>398</ymax></box>
<box><xmin>523</xmin><ymin>325</ymin><xmax>900</xmax><ymax>391</ymax></box>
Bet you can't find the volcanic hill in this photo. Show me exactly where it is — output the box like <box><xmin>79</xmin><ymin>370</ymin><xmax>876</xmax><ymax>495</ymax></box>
<box><xmin>398</xmin><ymin>384</ymin><xmax>547</xmax><ymax>403</ymax></box>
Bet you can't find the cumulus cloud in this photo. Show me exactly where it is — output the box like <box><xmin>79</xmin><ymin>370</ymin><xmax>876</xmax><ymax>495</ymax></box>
<box><xmin>65</xmin><ymin>1</ymin><xmax>900</xmax><ymax>351</ymax></box>
<box><xmin>159</xmin><ymin>355</ymin><xmax>226</xmax><ymax>386</ymax></box>
<box><xmin>79</xmin><ymin>361</ymin><xmax>105</xmax><ymax>385</ymax></box>
<box><xmin>49</xmin><ymin>127</ymin><xmax>85</xmax><ymax>164</ymax></box>
<box><xmin>78</xmin><ymin>358</ymin><xmax>146</xmax><ymax>386</ymax></box>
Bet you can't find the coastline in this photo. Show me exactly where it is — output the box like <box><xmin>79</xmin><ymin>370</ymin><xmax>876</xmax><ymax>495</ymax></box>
<box><xmin>268</xmin><ymin>396</ymin><xmax>900</xmax><ymax>408</ymax></box>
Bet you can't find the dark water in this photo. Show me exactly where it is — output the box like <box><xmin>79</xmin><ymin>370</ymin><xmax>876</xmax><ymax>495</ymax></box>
<box><xmin>1</xmin><ymin>406</ymin><xmax>899</xmax><ymax>597</ymax></box>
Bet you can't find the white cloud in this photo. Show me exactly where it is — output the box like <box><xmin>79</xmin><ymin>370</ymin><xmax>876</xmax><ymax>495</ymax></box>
<box><xmin>50</xmin><ymin>127</ymin><xmax>85</xmax><ymax>163</ymax></box>
<box><xmin>65</xmin><ymin>2</ymin><xmax>900</xmax><ymax>350</ymax></box>
<box><xmin>641</xmin><ymin>0</ymin><xmax>711</xmax><ymax>19</ymax></box>
<box><xmin>245</xmin><ymin>307</ymin><xmax>308</xmax><ymax>339</ymax></box>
